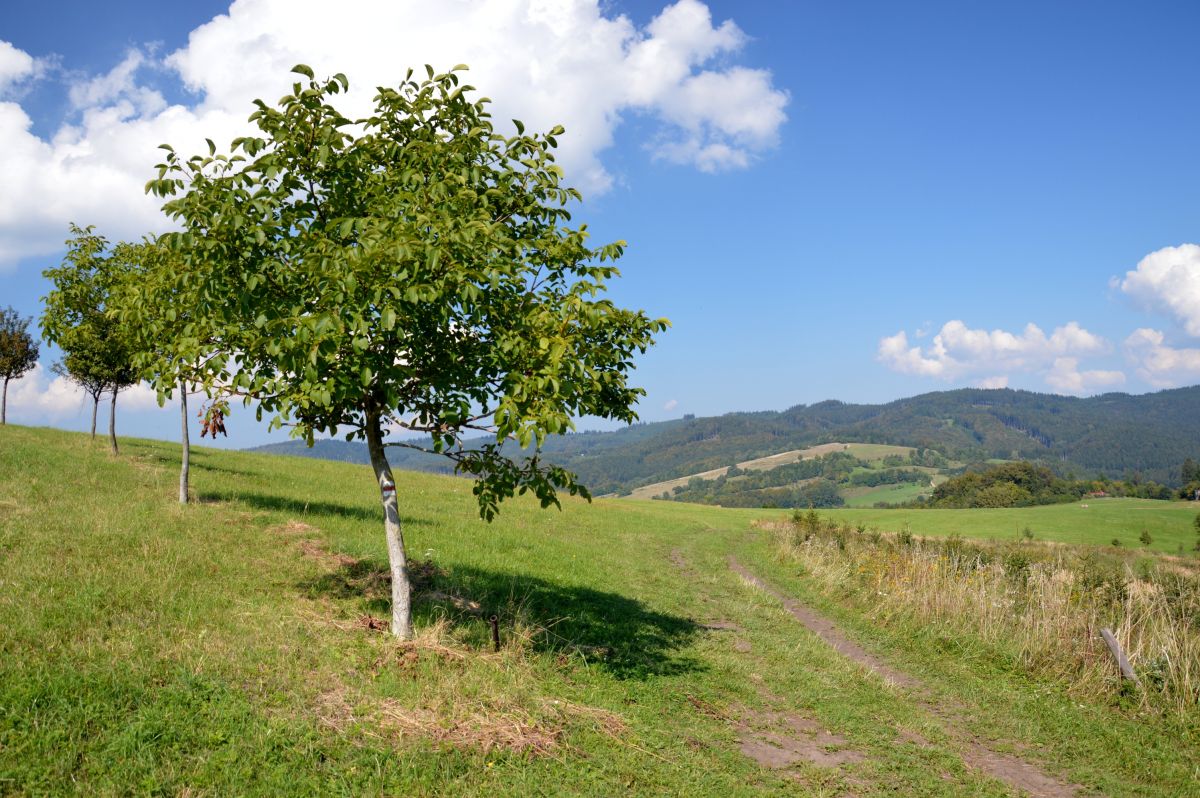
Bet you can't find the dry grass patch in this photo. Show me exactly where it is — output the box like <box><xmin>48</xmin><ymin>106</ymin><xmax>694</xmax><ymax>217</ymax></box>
<box><xmin>774</xmin><ymin>512</ymin><xmax>1200</xmax><ymax>715</ymax></box>
<box><xmin>302</xmin><ymin>619</ymin><xmax>626</xmax><ymax>757</ymax></box>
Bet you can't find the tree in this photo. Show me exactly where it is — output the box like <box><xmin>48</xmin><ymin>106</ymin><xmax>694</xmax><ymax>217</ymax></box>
<box><xmin>115</xmin><ymin>239</ymin><xmax>215</xmax><ymax>503</ymax></box>
<box><xmin>42</xmin><ymin>225</ymin><xmax>139</xmax><ymax>454</ymax></box>
<box><xmin>51</xmin><ymin>358</ymin><xmax>107</xmax><ymax>438</ymax></box>
<box><xmin>0</xmin><ymin>306</ymin><xmax>40</xmax><ymax>424</ymax></box>
<box><xmin>145</xmin><ymin>65</ymin><xmax>667</xmax><ymax>638</ymax></box>
<box><xmin>1139</xmin><ymin>529</ymin><xmax>1153</xmax><ymax>547</ymax></box>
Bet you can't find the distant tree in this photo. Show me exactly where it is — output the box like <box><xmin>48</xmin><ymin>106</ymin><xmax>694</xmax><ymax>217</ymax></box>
<box><xmin>52</xmin><ymin>354</ymin><xmax>110</xmax><ymax>438</ymax></box>
<box><xmin>0</xmin><ymin>306</ymin><xmax>40</xmax><ymax>425</ymax></box>
<box><xmin>41</xmin><ymin>225</ymin><xmax>139</xmax><ymax>454</ymax></box>
<box><xmin>1139</xmin><ymin>529</ymin><xmax>1153</xmax><ymax>547</ymax></box>
<box><xmin>142</xmin><ymin>65</ymin><xmax>666</xmax><ymax>638</ymax></box>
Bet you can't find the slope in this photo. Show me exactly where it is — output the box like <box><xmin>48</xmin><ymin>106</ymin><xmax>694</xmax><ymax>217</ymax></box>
<box><xmin>6</xmin><ymin>424</ymin><xmax>1194</xmax><ymax>795</ymax></box>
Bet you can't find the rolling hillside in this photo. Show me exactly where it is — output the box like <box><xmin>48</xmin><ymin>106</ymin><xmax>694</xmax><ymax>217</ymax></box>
<box><xmin>250</xmin><ymin>386</ymin><xmax>1200</xmax><ymax>495</ymax></box>
<box><xmin>3</xmin><ymin>424</ymin><xmax>1198</xmax><ymax>795</ymax></box>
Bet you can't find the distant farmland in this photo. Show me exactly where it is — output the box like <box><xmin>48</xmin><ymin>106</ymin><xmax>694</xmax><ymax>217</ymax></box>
<box><xmin>625</xmin><ymin>442</ymin><xmax>915</xmax><ymax>501</ymax></box>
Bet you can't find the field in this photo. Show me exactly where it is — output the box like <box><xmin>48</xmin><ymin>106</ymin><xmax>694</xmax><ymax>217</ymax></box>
<box><xmin>817</xmin><ymin>499</ymin><xmax>1200</xmax><ymax>553</ymax></box>
<box><xmin>625</xmin><ymin>442</ymin><xmax>916</xmax><ymax>501</ymax></box>
<box><xmin>1</xmin><ymin>425</ymin><xmax>1197</xmax><ymax>796</ymax></box>
<box><xmin>841</xmin><ymin>481</ymin><xmax>933</xmax><ymax>508</ymax></box>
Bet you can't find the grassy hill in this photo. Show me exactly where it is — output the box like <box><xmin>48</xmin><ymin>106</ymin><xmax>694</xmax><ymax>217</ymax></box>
<box><xmin>3</xmin><ymin>424</ymin><xmax>1198</xmax><ymax>795</ymax></box>
<box><xmin>250</xmin><ymin>386</ymin><xmax>1200</xmax><ymax>496</ymax></box>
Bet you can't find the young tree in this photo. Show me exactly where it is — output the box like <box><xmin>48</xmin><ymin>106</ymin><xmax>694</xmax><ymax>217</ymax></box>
<box><xmin>145</xmin><ymin>65</ymin><xmax>667</xmax><ymax>638</ymax></box>
<box><xmin>52</xmin><ymin>353</ymin><xmax>111</xmax><ymax>438</ymax></box>
<box><xmin>0</xmin><ymin>306</ymin><xmax>40</xmax><ymax>425</ymax></box>
<box><xmin>115</xmin><ymin>240</ymin><xmax>214</xmax><ymax>503</ymax></box>
<box><xmin>42</xmin><ymin>226</ymin><xmax>139</xmax><ymax>454</ymax></box>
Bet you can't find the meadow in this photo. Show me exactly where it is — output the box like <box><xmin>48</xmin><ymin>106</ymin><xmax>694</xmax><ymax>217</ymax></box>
<box><xmin>1</xmin><ymin>425</ymin><xmax>1197</xmax><ymax>796</ymax></box>
<box><xmin>819</xmin><ymin>499</ymin><xmax>1200</xmax><ymax>554</ymax></box>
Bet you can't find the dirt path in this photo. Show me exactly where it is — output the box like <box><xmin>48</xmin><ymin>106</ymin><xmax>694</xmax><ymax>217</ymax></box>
<box><xmin>727</xmin><ymin>556</ymin><xmax>1082</xmax><ymax>798</ymax></box>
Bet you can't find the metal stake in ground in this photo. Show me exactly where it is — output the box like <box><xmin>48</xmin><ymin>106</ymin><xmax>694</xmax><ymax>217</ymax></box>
<box><xmin>490</xmin><ymin>614</ymin><xmax>500</xmax><ymax>652</ymax></box>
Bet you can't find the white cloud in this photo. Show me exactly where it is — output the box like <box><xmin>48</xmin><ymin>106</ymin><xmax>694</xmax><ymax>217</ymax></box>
<box><xmin>120</xmin><ymin>382</ymin><xmax>171</xmax><ymax>412</ymax></box>
<box><xmin>0</xmin><ymin>40</ymin><xmax>39</xmax><ymax>94</ymax></box>
<box><xmin>1044</xmin><ymin>357</ymin><xmax>1125</xmax><ymax>395</ymax></box>
<box><xmin>1119</xmin><ymin>244</ymin><xmax>1200</xmax><ymax>336</ymax></box>
<box><xmin>975</xmin><ymin>375</ymin><xmax>1008</xmax><ymax>389</ymax></box>
<box><xmin>4</xmin><ymin>363</ymin><xmax>171</xmax><ymax>423</ymax></box>
<box><xmin>878</xmin><ymin>320</ymin><xmax>1109</xmax><ymax>380</ymax></box>
<box><xmin>663</xmin><ymin>398</ymin><xmax>679</xmax><ymax>411</ymax></box>
<box><xmin>68</xmin><ymin>49</ymin><xmax>165</xmax><ymax>116</ymax></box>
<box><xmin>5</xmin><ymin>363</ymin><xmax>85</xmax><ymax>417</ymax></box>
<box><xmin>0</xmin><ymin>1</ymin><xmax>787</xmax><ymax>269</ymax></box>
<box><xmin>1124</xmin><ymin>328</ymin><xmax>1200</xmax><ymax>387</ymax></box>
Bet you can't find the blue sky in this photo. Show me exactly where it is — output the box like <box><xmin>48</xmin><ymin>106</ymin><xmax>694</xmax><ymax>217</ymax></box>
<box><xmin>2</xmin><ymin>0</ymin><xmax>1198</xmax><ymax>448</ymax></box>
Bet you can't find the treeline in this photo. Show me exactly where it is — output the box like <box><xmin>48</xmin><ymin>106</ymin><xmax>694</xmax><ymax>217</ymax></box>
<box><xmin>531</xmin><ymin>388</ymin><xmax>1200</xmax><ymax>494</ymax></box>
<box><xmin>917</xmin><ymin>461</ymin><xmax>1193</xmax><ymax>509</ymax></box>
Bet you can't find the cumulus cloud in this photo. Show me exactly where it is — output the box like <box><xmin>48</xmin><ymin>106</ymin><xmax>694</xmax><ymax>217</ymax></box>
<box><xmin>1124</xmin><ymin>328</ymin><xmax>1200</xmax><ymax>387</ymax></box>
<box><xmin>4</xmin><ymin>363</ymin><xmax>170</xmax><ymax>422</ymax></box>
<box><xmin>1119</xmin><ymin>244</ymin><xmax>1200</xmax><ymax>336</ymax></box>
<box><xmin>0</xmin><ymin>39</ymin><xmax>41</xmax><ymax>94</ymax></box>
<box><xmin>975</xmin><ymin>375</ymin><xmax>1008</xmax><ymax>389</ymax></box>
<box><xmin>663</xmin><ymin>398</ymin><xmax>679</xmax><ymax>411</ymax></box>
<box><xmin>1044</xmin><ymin>357</ymin><xmax>1125</xmax><ymax>395</ymax></box>
<box><xmin>0</xmin><ymin>0</ymin><xmax>787</xmax><ymax>269</ymax></box>
<box><xmin>878</xmin><ymin>320</ymin><xmax>1109</xmax><ymax>381</ymax></box>
<box><xmin>5</xmin><ymin>363</ymin><xmax>86</xmax><ymax>417</ymax></box>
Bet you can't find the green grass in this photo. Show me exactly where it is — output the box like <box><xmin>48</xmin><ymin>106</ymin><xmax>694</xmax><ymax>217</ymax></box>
<box><xmin>837</xmin><ymin>443</ymin><xmax>915</xmax><ymax>462</ymax></box>
<box><xmin>814</xmin><ymin>499</ymin><xmax>1200</xmax><ymax>553</ymax></box>
<box><xmin>1</xmin><ymin>425</ymin><xmax>1196</xmax><ymax>795</ymax></box>
<box><xmin>841</xmin><ymin>482</ymin><xmax>934</xmax><ymax>507</ymax></box>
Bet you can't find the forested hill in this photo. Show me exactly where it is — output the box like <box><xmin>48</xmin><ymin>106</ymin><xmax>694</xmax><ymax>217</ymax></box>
<box><xmin>247</xmin><ymin>386</ymin><xmax>1200</xmax><ymax>494</ymax></box>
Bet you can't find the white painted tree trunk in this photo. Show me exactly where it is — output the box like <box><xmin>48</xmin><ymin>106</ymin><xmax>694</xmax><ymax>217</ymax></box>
<box><xmin>1</xmin><ymin>377</ymin><xmax>8</xmax><ymax>424</ymax></box>
<box><xmin>108</xmin><ymin>388</ymin><xmax>119</xmax><ymax>455</ymax></box>
<box><xmin>179</xmin><ymin>384</ymin><xmax>190</xmax><ymax>504</ymax></box>
<box><xmin>90</xmin><ymin>396</ymin><xmax>98</xmax><ymax>438</ymax></box>
<box><xmin>365</xmin><ymin>408</ymin><xmax>412</xmax><ymax>639</ymax></box>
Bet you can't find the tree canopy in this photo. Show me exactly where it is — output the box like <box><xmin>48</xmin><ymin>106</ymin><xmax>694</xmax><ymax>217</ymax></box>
<box><xmin>142</xmin><ymin>65</ymin><xmax>666</xmax><ymax>636</ymax></box>
<box><xmin>41</xmin><ymin>225</ymin><xmax>140</xmax><ymax>452</ymax></box>
<box><xmin>0</xmin><ymin>306</ymin><xmax>40</xmax><ymax>424</ymax></box>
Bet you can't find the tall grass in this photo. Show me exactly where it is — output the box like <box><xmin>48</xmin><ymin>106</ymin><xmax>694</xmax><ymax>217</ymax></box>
<box><xmin>775</xmin><ymin>510</ymin><xmax>1200</xmax><ymax>715</ymax></box>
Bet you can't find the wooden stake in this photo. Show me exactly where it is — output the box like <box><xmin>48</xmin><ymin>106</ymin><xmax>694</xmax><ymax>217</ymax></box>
<box><xmin>1100</xmin><ymin>628</ymin><xmax>1140</xmax><ymax>686</ymax></box>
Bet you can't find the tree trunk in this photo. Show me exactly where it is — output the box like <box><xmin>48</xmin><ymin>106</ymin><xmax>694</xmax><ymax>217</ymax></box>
<box><xmin>179</xmin><ymin>384</ymin><xmax>190</xmax><ymax>504</ymax></box>
<box><xmin>90</xmin><ymin>395</ymin><xmax>98</xmax><ymax>438</ymax></box>
<box><xmin>365</xmin><ymin>407</ymin><xmax>412</xmax><ymax>639</ymax></box>
<box><xmin>1</xmin><ymin>376</ymin><xmax>7</xmax><ymax>425</ymax></box>
<box><xmin>108</xmin><ymin>388</ymin><xmax>119</xmax><ymax>456</ymax></box>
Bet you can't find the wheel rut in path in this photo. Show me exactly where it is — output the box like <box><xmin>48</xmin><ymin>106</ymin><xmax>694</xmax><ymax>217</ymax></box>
<box><xmin>727</xmin><ymin>556</ymin><xmax>1082</xmax><ymax>798</ymax></box>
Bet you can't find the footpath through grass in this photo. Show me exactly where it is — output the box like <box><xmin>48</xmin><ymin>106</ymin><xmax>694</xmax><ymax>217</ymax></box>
<box><xmin>1</xmin><ymin>425</ymin><xmax>1196</xmax><ymax>795</ymax></box>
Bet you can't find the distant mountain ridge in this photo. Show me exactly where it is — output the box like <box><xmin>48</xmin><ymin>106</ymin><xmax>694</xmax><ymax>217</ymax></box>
<box><xmin>246</xmin><ymin>386</ymin><xmax>1200</xmax><ymax>494</ymax></box>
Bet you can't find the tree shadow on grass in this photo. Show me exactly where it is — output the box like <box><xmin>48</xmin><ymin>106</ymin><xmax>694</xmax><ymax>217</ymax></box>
<box><xmin>197</xmin><ymin>490</ymin><xmax>434</xmax><ymax>527</ymax></box>
<box><xmin>299</xmin><ymin>558</ymin><xmax>704</xmax><ymax>680</ymax></box>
